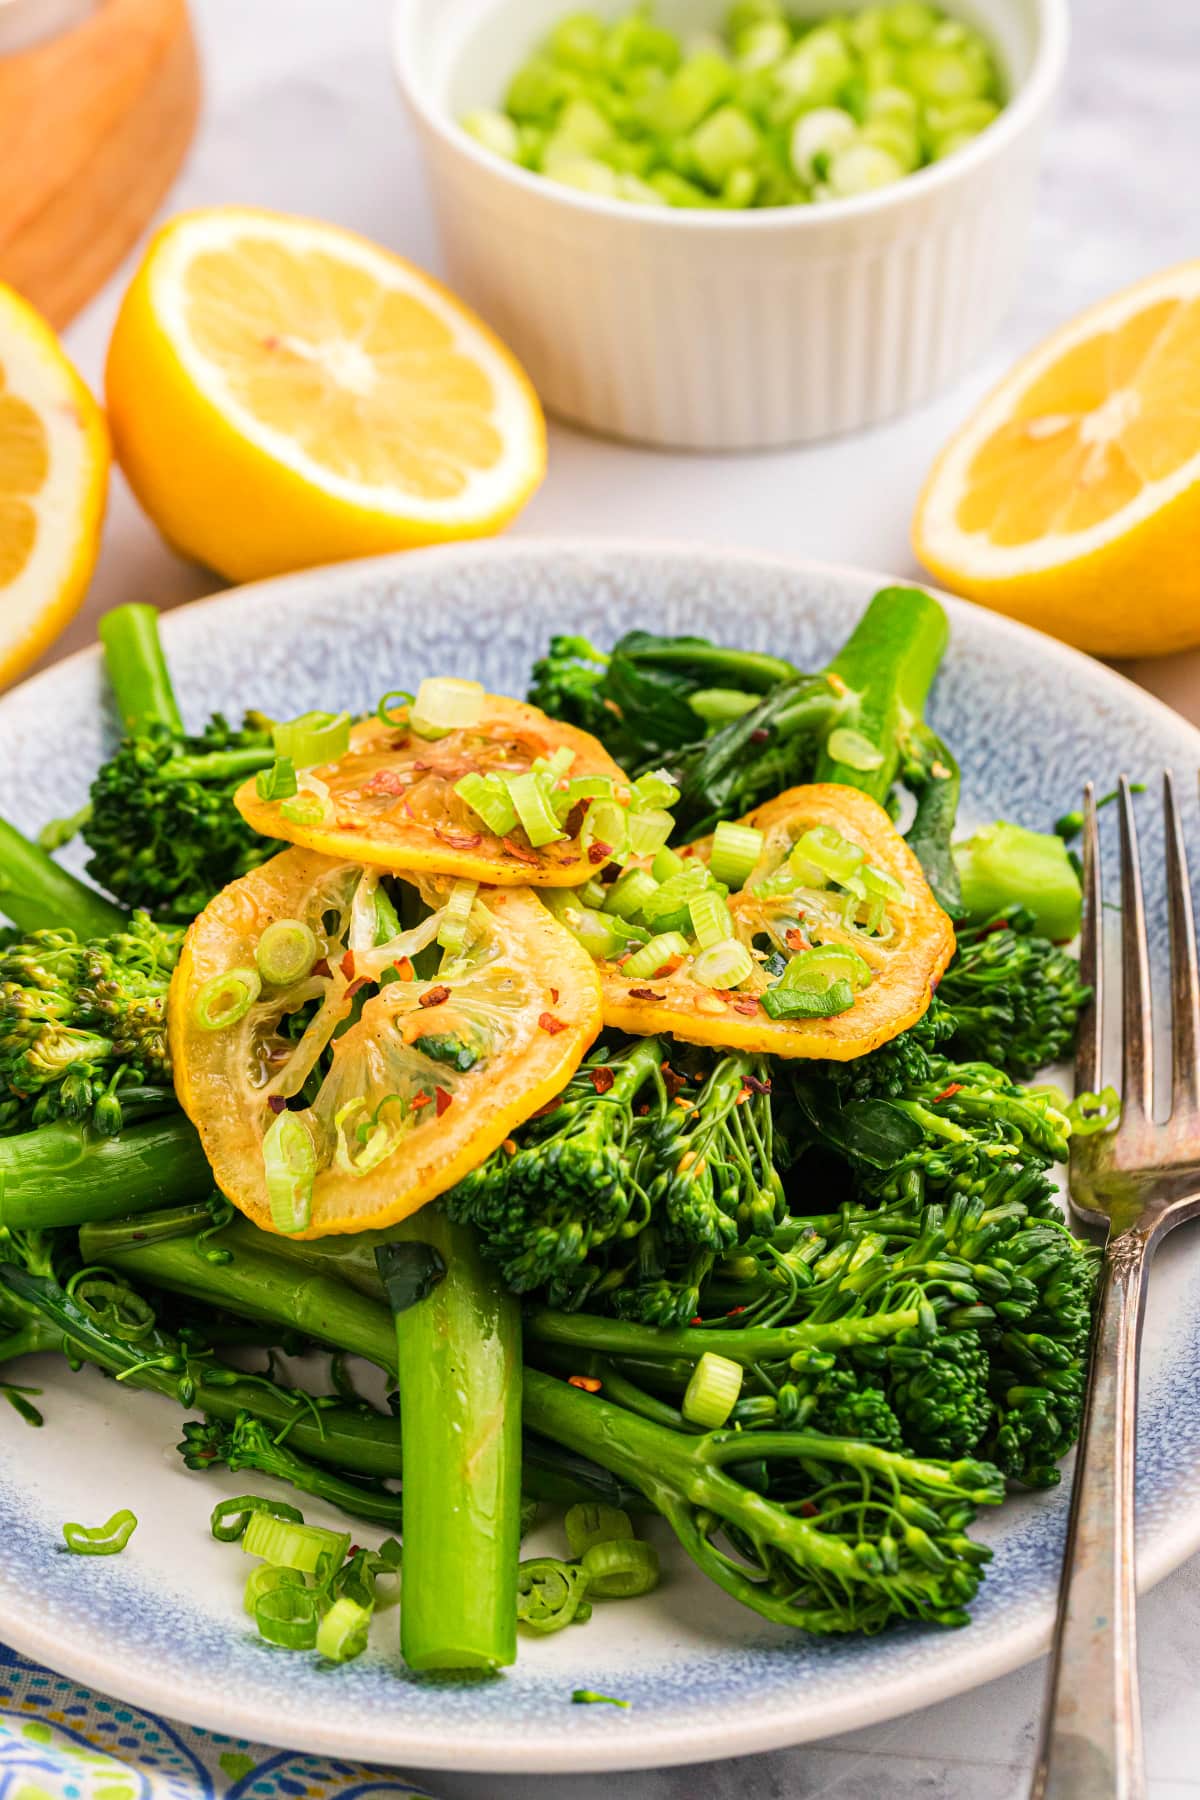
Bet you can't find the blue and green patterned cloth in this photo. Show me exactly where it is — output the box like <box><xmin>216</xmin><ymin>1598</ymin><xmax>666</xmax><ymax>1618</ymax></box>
<box><xmin>0</xmin><ymin>1647</ymin><xmax>437</xmax><ymax>1799</ymax></box>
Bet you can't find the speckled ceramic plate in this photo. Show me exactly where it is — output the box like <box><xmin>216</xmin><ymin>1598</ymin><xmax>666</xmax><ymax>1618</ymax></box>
<box><xmin>2</xmin><ymin>541</ymin><xmax>1199</xmax><ymax>1777</ymax></box>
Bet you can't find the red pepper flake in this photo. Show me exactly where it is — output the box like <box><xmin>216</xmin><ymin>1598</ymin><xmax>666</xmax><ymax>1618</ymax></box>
<box><xmin>736</xmin><ymin>1086</ymin><xmax>751</xmax><ymax>1105</ymax></box>
<box><xmin>680</xmin><ymin>845</ymin><xmax>695</xmax><ymax>858</ymax></box>
<box><xmin>312</xmin><ymin>958</ymin><xmax>331</xmax><ymax>979</ymax></box>
<box><xmin>636</xmin><ymin>1102</ymin><xmax>651</xmax><ymax>1116</ymax></box>
<box><xmin>411</xmin><ymin>759</ymin><xmax>431</xmax><ymax>772</ymax></box>
<box><xmin>689</xmin><ymin>1316</ymin><xmax>704</xmax><ymax>1327</ymax></box>
<box><xmin>267</xmin><ymin>1095</ymin><xmax>285</xmax><ymax>1115</ymax></box>
<box><xmin>501</xmin><ymin>835</ymin><xmax>539</xmax><ymax>865</ymax></box>
<box><xmin>563</xmin><ymin>801</ymin><xmax>588</xmax><ymax>838</ymax></box>
<box><xmin>550</xmin><ymin>987</ymin><xmax>559</xmax><ymax>1004</ymax></box>
<box><xmin>932</xmin><ymin>1082</ymin><xmax>963</xmax><ymax>1104</ymax></box>
<box><xmin>590</xmin><ymin>1066</ymin><xmax>615</xmax><ymax>1095</ymax></box>
<box><xmin>345</xmin><ymin>977</ymin><xmax>369</xmax><ymax>999</ymax></box>
<box><xmin>435</xmin><ymin>826</ymin><xmax>483</xmax><ymax>850</ymax></box>
<box><xmin>530</xmin><ymin>1097</ymin><xmax>563</xmax><ymax>1119</ymax></box>
<box><xmin>390</xmin><ymin>735</ymin><xmax>410</xmax><ymax>751</ymax></box>
<box><xmin>434</xmin><ymin>1086</ymin><xmax>453</xmax><ymax>1118</ymax></box>
<box><xmin>502</xmin><ymin>1138</ymin><xmax>518</xmax><ymax>1156</ymax></box>
<box><xmin>568</xmin><ymin>1375</ymin><xmax>602</xmax><ymax>1393</ymax></box>
<box><xmin>587</xmin><ymin>841</ymin><xmax>613</xmax><ymax>865</ymax></box>
<box><xmin>419</xmin><ymin>984</ymin><xmax>451</xmax><ymax>1009</ymax></box>
<box><xmin>798</xmin><ymin>1500</ymin><xmax>819</xmax><ymax>1518</ymax></box>
<box><xmin>661</xmin><ymin>1063</ymin><xmax>689</xmax><ymax>1102</ymax></box>
<box><xmin>627</xmin><ymin>987</ymin><xmax>665</xmax><ymax>1002</ymax></box>
<box><xmin>411</xmin><ymin>1091</ymin><xmax>432</xmax><ymax>1111</ymax></box>
<box><xmin>742</xmin><ymin>1074</ymin><xmax>772</xmax><ymax>1096</ymax></box>
<box><xmin>750</xmin><ymin>728</ymin><xmax>770</xmax><ymax>744</ymax></box>
<box><xmin>340</xmin><ymin>950</ymin><xmax>355</xmax><ymax>980</ymax></box>
<box><xmin>652</xmin><ymin>957</ymin><xmax>684</xmax><ymax>979</ymax></box>
<box><xmin>362</xmin><ymin>769</ymin><xmax>408</xmax><ymax>797</ymax></box>
<box><xmin>539</xmin><ymin>1011</ymin><xmax>567</xmax><ymax>1035</ymax></box>
<box><xmin>726</xmin><ymin>1306</ymin><xmax>747</xmax><ymax>1317</ymax></box>
<box><xmin>785</xmin><ymin>928</ymin><xmax>809</xmax><ymax>952</ymax></box>
<box><xmin>730</xmin><ymin>996</ymin><xmax>761</xmax><ymax>1016</ymax></box>
<box><xmin>393</xmin><ymin>956</ymin><xmax>414</xmax><ymax>981</ymax></box>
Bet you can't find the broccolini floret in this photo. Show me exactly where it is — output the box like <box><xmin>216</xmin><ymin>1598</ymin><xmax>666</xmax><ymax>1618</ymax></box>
<box><xmin>936</xmin><ymin>909</ymin><xmax>1091</xmax><ymax>1079</ymax></box>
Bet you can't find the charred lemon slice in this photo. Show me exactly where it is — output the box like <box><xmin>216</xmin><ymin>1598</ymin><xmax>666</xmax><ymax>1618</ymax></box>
<box><xmin>169</xmin><ymin>846</ymin><xmax>601</xmax><ymax>1237</ymax></box>
<box><xmin>234</xmin><ymin>691</ymin><xmax>629</xmax><ymax>887</ymax></box>
<box><xmin>582</xmin><ymin>785</ymin><xmax>954</xmax><ymax>1060</ymax></box>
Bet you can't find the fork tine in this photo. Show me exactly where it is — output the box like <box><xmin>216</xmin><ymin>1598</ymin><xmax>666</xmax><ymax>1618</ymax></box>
<box><xmin>1118</xmin><ymin>774</ymin><xmax>1154</xmax><ymax>1122</ymax></box>
<box><xmin>1164</xmin><ymin>769</ymin><xmax>1200</xmax><ymax>1118</ymax></box>
<box><xmin>1075</xmin><ymin>781</ymin><xmax>1104</xmax><ymax>1097</ymax></box>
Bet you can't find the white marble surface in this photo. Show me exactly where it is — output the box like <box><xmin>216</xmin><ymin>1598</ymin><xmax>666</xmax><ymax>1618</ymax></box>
<box><xmin>40</xmin><ymin>0</ymin><xmax>1200</xmax><ymax>1791</ymax></box>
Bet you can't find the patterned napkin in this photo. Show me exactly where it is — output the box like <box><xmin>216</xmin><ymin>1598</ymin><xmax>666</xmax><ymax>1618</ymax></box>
<box><xmin>0</xmin><ymin>1645</ymin><xmax>438</xmax><ymax>1799</ymax></box>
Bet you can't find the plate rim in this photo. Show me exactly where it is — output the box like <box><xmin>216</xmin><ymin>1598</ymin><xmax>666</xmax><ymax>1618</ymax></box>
<box><xmin>3</xmin><ymin>535</ymin><xmax>1199</xmax><ymax>1774</ymax></box>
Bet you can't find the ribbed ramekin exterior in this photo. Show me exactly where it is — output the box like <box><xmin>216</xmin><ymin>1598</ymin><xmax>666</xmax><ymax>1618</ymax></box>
<box><xmin>400</xmin><ymin>10</ymin><xmax>1059</xmax><ymax>451</ymax></box>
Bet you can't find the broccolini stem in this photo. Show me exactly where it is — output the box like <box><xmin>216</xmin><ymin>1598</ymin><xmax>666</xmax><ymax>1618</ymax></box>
<box><xmin>0</xmin><ymin>817</ymin><xmax>126</xmax><ymax>937</ymax></box>
<box><xmin>0</xmin><ymin>1116</ymin><xmax>211</xmax><ymax>1233</ymax></box>
<box><xmin>628</xmin><ymin>642</ymin><xmax>799</xmax><ymax>690</ymax></box>
<box><xmin>99</xmin><ymin>605</ymin><xmax>184</xmax><ymax>735</ymax></box>
<box><xmin>524</xmin><ymin>1304</ymin><xmax>923</xmax><ymax>1364</ymax></box>
<box><xmin>162</xmin><ymin>748</ymin><xmax>277</xmax><ymax>784</ymax></box>
<box><xmin>813</xmin><ymin>585</ymin><xmax>949</xmax><ymax>804</ymax></box>
<box><xmin>379</xmin><ymin>1209</ymin><xmax>521</xmax><ymax>1673</ymax></box>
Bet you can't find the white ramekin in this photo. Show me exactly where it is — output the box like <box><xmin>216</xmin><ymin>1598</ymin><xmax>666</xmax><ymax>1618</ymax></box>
<box><xmin>393</xmin><ymin>0</ymin><xmax>1067</xmax><ymax>452</ymax></box>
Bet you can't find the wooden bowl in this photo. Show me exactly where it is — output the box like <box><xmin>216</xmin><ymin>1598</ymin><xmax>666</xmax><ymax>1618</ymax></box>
<box><xmin>0</xmin><ymin>0</ymin><xmax>201</xmax><ymax>327</ymax></box>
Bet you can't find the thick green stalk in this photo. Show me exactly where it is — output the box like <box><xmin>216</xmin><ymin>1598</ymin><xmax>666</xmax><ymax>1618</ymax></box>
<box><xmin>814</xmin><ymin>585</ymin><xmax>949</xmax><ymax>802</ymax></box>
<box><xmin>380</xmin><ymin>1209</ymin><xmax>521</xmax><ymax>1672</ymax></box>
<box><xmin>524</xmin><ymin>1303</ymin><xmax>923</xmax><ymax>1365</ymax></box>
<box><xmin>0</xmin><ymin>1116</ymin><xmax>210</xmax><ymax>1232</ymax></box>
<box><xmin>79</xmin><ymin>1225</ymin><xmax>397</xmax><ymax>1368</ymax></box>
<box><xmin>0</xmin><ymin>817</ymin><xmax>125</xmax><ymax>936</ymax></box>
<box><xmin>99</xmin><ymin>605</ymin><xmax>183</xmax><ymax>735</ymax></box>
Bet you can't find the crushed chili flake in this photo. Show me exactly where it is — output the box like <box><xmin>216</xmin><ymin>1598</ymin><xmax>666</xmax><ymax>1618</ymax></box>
<box><xmin>538</xmin><ymin>1011</ymin><xmax>567</xmax><ymax>1035</ymax></box>
<box><xmin>636</xmin><ymin>1102</ymin><xmax>651</xmax><ymax>1116</ymax></box>
<box><xmin>598</xmin><ymin>862</ymin><xmax>621</xmax><ymax>885</ymax></box>
<box><xmin>627</xmin><ymin>987</ymin><xmax>665</xmax><ymax>1001</ymax></box>
<box><xmin>736</xmin><ymin>1086</ymin><xmax>751</xmax><ymax>1105</ymax></box>
<box><xmin>390</xmin><ymin>735</ymin><xmax>410</xmax><ymax>751</ymax></box>
<box><xmin>742</xmin><ymin>1074</ymin><xmax>772</xmax><ymax>1095</ymax></box>
<box><xmin>652</xmin><ymin>957</ymin><xmax>684</xmax><ymax>979</ymax></box>
<box><xmin>267</xmin><ymin>1095</ymin><xmax>286</xmax><ymax>1115</ymax></box>
<box><xmin>680</xmin><ymin>845</ymin><xmax>695</xmax><ymax>858</ymax></box>
<box><xmin>785</xmin><ymin>928</ymin><xmax>808</xmax><ymax>952</ymax></box>
<box><xmin>726</xmin><ymin>1306</ymin><xmax>747</xmax><ymax>1317</ymax></box>
<box><xmin>587</xmin><ymin>841</ymin><xmax>613</xmax><ymax>865</ymax></box>
<box><xmin>932</xmin><ymin>1082</ymin><xmax>964</xmax><ymax>1103</ymax></box>
<box><xmin>502</xmin><ymin>1138</ymin><xmax>518</xmax><ymax>1156</ymax></box>
<box><xmin>499</xmin><ymin>835</ymin><xmax>538</xmax><ymax>865</ymax></box>
<box><xmin>530</xmin><ymin>1097</ymin><xmax>563</xmax><ymax>1119</ymax></box>
<box><xmin>602</xmin><ymin>697</ymin><xmax>622</xmax><ymax>717</ymax></box>
<box><xmin>798</xmin><ymin>1500</ymin><xmax>819</xmax><ymax>1518</ymax></box>
<box><xmin>393</xmin><ymin>956</ymin><xmax>414</xmax><ymax>981</ymax></box>
<box><xmin>689</xmin><ymin>1316</ymin><xmax>704</xmax><ymax>1327</ymax></box>
<box><xmin>345</xmin><ymin>977</ymin><xmax>369</xmax><ymax>999</ymax></box>
<box><xmin>312</xmin><ymin>957</ymin><xmax>332</xmax><ymax>979</ymax></box>
<box><xmin>661</xmin><ymin>1063</ymin><xmax>689</xmax><ymax>1102</ymax></box>
<box><xmin>411</xmin><ymin>1091</ymin><xmax>432</xmax><ymax>1111</ymax></box>
<box><xmin>730</xmin><ymin>997</ymin><xmax>761</xmax><ymax>1016</ymax></box>
<box><xmin>589</xmin><ymin>1066</ymin><xmax>616</xmax><ymax>1095</ymax></box>
<box><xmin>340</xmin><ymin>950</ymin><xmax>355</xmax><ymax>980</ymax></box>
<box><xmin>435</xmin><ymin>826</ymin><xmax>483</xmax><ymax>849</ymax></box>
<box><xmin>750</xmin><ymin>727</ymin><xmax>770</xmax><ymax>744</ymax></box>
<box><xmin>434</xmin><ymin>1086</ymin><xmax>453</xmax><ymax>1118</ymax></box>
<box><xmin>550</xmin><ymin>987</ymin><xmax>559</xmax><ymax>1004</ymax></box>
<box><xmin>563</xmin><ymin>801</ymin><xmax>588</xmax><ymax>838</ymax></box>
<box><xmin>568</xmin><ymin>1375</ymin><xmax>602</xmax><ymax>1393</ymax></box>
<box><xmin>362</xmin><ymin>769</ymin><xmax>408</xmax><ymax>797</ymax></box>
<box><xmin>419</xmin><ymin>984</ymin><xmax>451</xmax><ymax>1009</ymax></box>
<box><xmin>411</xmin><ymin>759</ymin><xmax>431</xmax><ymax>772</ymax></box>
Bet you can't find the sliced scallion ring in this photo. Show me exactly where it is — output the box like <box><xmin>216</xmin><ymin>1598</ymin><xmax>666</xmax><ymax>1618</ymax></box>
<box><xmin>255</xmin><ymin>919</ymin><xmax>319</xmax><ymax>986</ymax></box>
<box><xmin>410</xmin><ymin>676</ymin><xmax>485</xmax><ymax>739</ymax></box>
<box><xmin>243</xmin><ymin>1563</ymin><xmax>305</xmax><ymax>1615</ymax></box>
<box><xmin>316</xmin><ymin>1595</ymin><xmax>373</xmax><ymax>1663</ymax></box>
<box><xmin>709</xmin><ymin>821</ymin><xmax>763</xmax><ymax>889</ymax></box>
<box><xmin>242</xmin><ymin>1510</ymin><xmax>349</xmax><ymax>1574</ymax></box>
<box><xmin>791</xmin><ymin>824</ymin><xmax>865</xmax><ymax>886</ymax></box>
<box><xmin>436</xmin><ymin>879</ymin><xmax>479</xmax><ymax>953</ymax></box>
<box><xmin>61</xmin><ymin>1509</ymin><xmax>138</xmax><ymax>1556</ymax></box>
<box><xmin>272</xmin><ymin>710</ymin><xmax>351</xmax><ymax>768</ymax></box>
<box><xmin>779</xmin><ymin>944</ymin><xmax>872</xmax><ymax>992</ymax></box>
<box><xmin>279</xmin><ymin>790</ymin><xmax>329</xmax><ymax>828</ymax></box>
<box><xmin>760</xmin><ymin>976</ymin><xmax>856</xmax><ymax>1020</ymax></box>
<box><xmin>603</xmin><ymin>866</ymin><xmax>659</xmax><ymax>922</ymax></box>
<box><xmin>454</xmin><ymin>771</ymin><xmax>517</xmax><ymax>837</ymax></box>
<box><xmin>192</xmin><ymin>967</ymin><xmax>262</xmax><ymax>1032</ymax></box>
<box><xmin>564</xmin><ymin>1503</ymin><xmax>634</xmax><ymax>1559</ymax></box>
<box><xmin>621</xmin><ymin>931</ymin><xmax>691</xmax><ymax>980</ymax></box>
<box><xmin>583</xmin><ymin>798</ymin><xmax>628</xmax><ymax>862</ymax></box>
<box><xmin>580</xmin><ymin>1538</ymin><xmax>660</xmax><ymax>1599</ymax></box>
<box><xmin>254</xmin><ymin>1583</ymin><xmax>320</xmax><ymax>1650</ymax></box>
<box><xmin>626</xmin><ymin>807</ymin><xmax>674</xmax><ymax>859</ymax></box>
<box><xmin>691</xmin><ymin>939</ymin><xmax>755</xmax><ymax>990</ymax></box>
<box><xmin>825</xmin><ymin>727</ymin><xmax>886</xmax><ymax>772</ymax></box>
<box><xmin>506</xmin><ymin>771</ymin><xmax>566</xmax><ymax>847</ymax></box>
<box><xmin>262</xmin><ymin>1109</ymin><xmax>317</xmax><ymax>1235</ymax></box>
<box><xmin>516</xmin><ymin>1557</ymin><xmax>589</xmax><ymax>1634</ymax></box>
<box><xmin>682</xmin><ymin>1351</ymin><xmax>744</xmax><ymax>1427</ymax></box>
<box><xmin>688</xmin><ymin>888</ymin><xmax>734</xmax><ymax>949</ymax></box>
<box><xmin>212</xmin><ymin>1493</ymin><xmax>304</xmax><ymax>1544</ymax></box>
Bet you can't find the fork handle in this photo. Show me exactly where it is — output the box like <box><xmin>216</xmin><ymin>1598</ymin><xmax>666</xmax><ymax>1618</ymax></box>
<box><xmin>1031</xmin><ymin>1228</ymin><xmax>1149</xmax><ymax>1800</ymax></box>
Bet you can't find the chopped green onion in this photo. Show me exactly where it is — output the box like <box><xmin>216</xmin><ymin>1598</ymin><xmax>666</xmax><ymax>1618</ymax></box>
<box><xmin>554</xmin><ymin>774</ymin><xmax>617</xmax><ymax>822</ymax></box>
<box><xmin>687</xmin><ymin>688</ymin><xmax>761</xmax><ymax>726</ymax></box>
<box><xmin>627</xmin><ymin>807</ymin><xmax>675</xmax><ymax>859</ymax></box>
<box><xmin>565</xmin><ymin>1503</ymin><xmax>635</xmax><ymax>1559</ymax></box>
<box><xmin>652</xmin><ymin>845</ymin><xmax>686</xmax><ymax>882</ymax></box>
<box><xmin>583</xmin><ymin>798</ymin><xmax>628</xmax><ymax>862</ymax></box>
<box><xmin>580</xmin><ymin>1538</ymin><xmax>660</xmax><ymax>1599</ymax></box>
<box><xmin>255</xmin><ymin>757</ymin><xmax>298</xmax><ymax>802</ymax></box>
<box><xmin>710</xmin><ymin>821</ymin><xmax>763</xmax><ymax>889</ymax></box>
<box><xmin>243</xmin><ymin>1563</ymin><xmax>305</xmax><ymax>1615</ymax></box>
<box><xmin>279</xmin><ymin>790</ymin><xmax>329</xmax><ymax>827</ymax></box>
<box><xmin>791</xmin><ymin>824</ymin><xmax>865</xmax><ymax>886</ymax></box>
<box><xmin>192</xmin><ymin>967</ymin><xmax>261</xmax><ymax>1032</ymax></box>
<box><xmin>62</xmin><ymin>1509</ymin><xmax>137</xmax><ymax>1556</ymax></box>
<box><xmin>790</xmin><ymin>105</ymin><xmax>857</xmax><ymax>179</ymax></box>
<box><xmin>316</xmin><ymin>1596</ymin><xmax>373</xmax><ymax>1663</ymax></box>
<box><xmin>691</xmin><ymin>939</ymin><xmax>756</xmax><ymax>989</ymax></box>
<box><xmin>861</xmin><ymin>863</ymin><xmax>906</xmax><ymax>901</ymax></box>
<box><xmin>463</xmin><ymin>107</ymin><xmax>521</xmax><ymax>158</ymax></box>
<box><xmin>410</xmin><ymin>676</ymin><xmax>485</xmax><ymax>739</ymax></box>
<box><xmin>255</xmin><ymin>1584</ymin><xmax>320</xmax><ymax>1650</ymax></box>
<box><xmin>455</xmin><ymin>771</ymin><xmax>518</xmax><ymax>837</ymax></box>
<box><xmin>621</xmin><ymin>931</ymin><xmax>691</xmax><ymax>979</ymax></box>
<box><xmin>641</xmin><ymin>864</ymin><xmax>713</xmax><ymax>932</ymax></box>
<box><xmin>243</xmin><ymin>1510</ymin><xmax>349</xmax><ymax>1574</ymax></box>
<box><xmin>761</xmin><ymin>976</ymin><xmax>855</xmax><ymax>1019</ymax></box>
<box><xmin>604</xmin><ymin>867</ymin><xmax>659</xmax><ymax>921</ymax></box>
<box><xmin>631</xmin><ymin>769</ymin><xmax>680</xmax><ymax>810</ymax></box>
<box><xmin>779</xmin><ymin>943</ymin><xmax>872</xmax><ymax>991</ymax></box>
<box><xmin>572</xmin><ymin>1689</ymin><xmax>631</xmax><ymax>1707</ymax></box>
<box><xmin>262</xmin><ymin>1109</ymin><xmax>316</xmax><ymax>1235</ymax></box>
<box><xmin>683</xmin><ymin>1351</ymin><xmax>744</xmax><ymax>1426</ymax></box>
<box><xmin>578</xmin><ymin>876</ymin><xmax>610</xmax><ymax>909</ymax></box>
<box><xmin>376</xmin><ymin>688</ymin><xmax>415</xmax><ymax>725</ymax></box>
<box><xmin>825</xmin><ymin>726</ymin><xmax>886</xmax><ymax>772</ymax></box>
<box><xmin>255</xmin><ymin>920</ymin><xmax>319</xmax><ymax>987</ymax></box>
<box><xmin>436</xmin><ymin>879</ymin><xmax>479</xmax><ymax>952</ymax></box>
<box><xmin>212</xmin><ymin>1494</ymin><xmax>303</xmax><ymax>1544</ymax></box>
<box><xmin>517</xmin><ymin>1557</ymin><xmax>590</xmax><ymax>1634</ymax></box>
<box><xmin>1066</xmin><ymin>1085</ymin><xmax>1121</xmax><ymax>1137</ymax></box>
<box><xmin>272</xmin><ymin>711</ymin><xmax>351</xmax><ymax>768</ymax></box>
<box><xmin>534</xmin><ymin>745</ymin><xmax>576</xmax><ymax>780</ymax></box>
<box><xmin>688</xmin><ymin>888</ymin><xmax>734</xmax><ymax>949</ymax></box>
<box><xmin>507</xmin><ymin>772</ymin><xmax>566</xmax><ymax>848</ymax></box>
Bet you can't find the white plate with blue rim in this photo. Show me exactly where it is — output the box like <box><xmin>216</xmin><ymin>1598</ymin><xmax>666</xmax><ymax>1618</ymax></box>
<box><xmin>1</xmin><ymin>539</ymin><xmax>1199</xmax><ymax>1777</ymax></box>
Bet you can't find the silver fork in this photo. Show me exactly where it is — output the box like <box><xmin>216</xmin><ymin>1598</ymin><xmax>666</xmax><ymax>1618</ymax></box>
<box><xmin>1032</xmin><ymin>773</ymin><xmax>1200</xmax><ymax>1800</ymax></box>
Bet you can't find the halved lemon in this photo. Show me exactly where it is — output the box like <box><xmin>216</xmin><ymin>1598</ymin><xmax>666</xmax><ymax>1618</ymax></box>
<box><xmin>0</xmin><ymin>282</ymin><xmax>109</xmax><ymax>688</ymax></box>
<box><xmin>105</xmin><ymin>208</ymin><xmax>546</xmax><ymax>583</ymax></box>
<box><xmin>914</xmin><ymin>262</ymin><xmax>1200</xmax><ymax>657</ymax></box>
